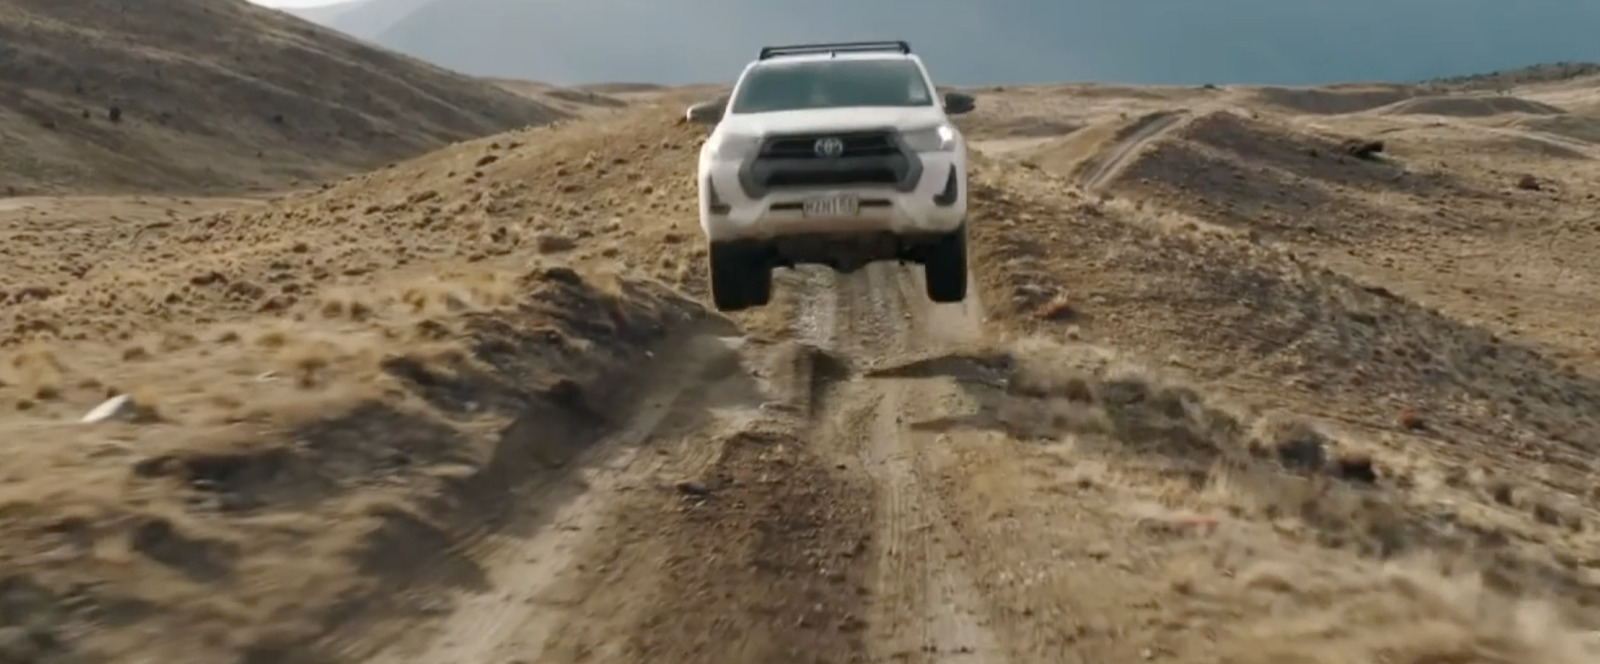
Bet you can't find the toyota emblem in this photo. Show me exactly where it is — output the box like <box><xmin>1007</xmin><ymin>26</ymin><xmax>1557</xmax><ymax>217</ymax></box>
<box><xmin>813</xmin><ymin>137</ymin><xmax>844</xmax><ymax>157</ymax></box>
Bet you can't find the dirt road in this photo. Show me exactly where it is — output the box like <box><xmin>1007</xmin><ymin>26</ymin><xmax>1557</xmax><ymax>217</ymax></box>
<box><xmin>1078</xmin><ymin>110</ymin><xmax>1189</xmax><ymax>188</ymax></box>
<box><xmin>314</xmin><ymin>260</ymin><xmax>1013</xmax><ymax>663</ymax></box>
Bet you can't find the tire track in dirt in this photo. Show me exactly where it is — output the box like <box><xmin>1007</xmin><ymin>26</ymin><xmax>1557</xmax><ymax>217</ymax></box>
<box><xmin>331</xmin><ymin>331</ymin><xmax>846</xmax><ymax>663</ymax></box>
<box><xmin>336</xmin><ymin>259</ymin><xmax>1003</xmax><ymax>663</ymax></box>
<box><xmin>525</xmin><ymin>330</ymin><xmax>876</xmax><ymax>664</ymax></box>
<box><xmin>794</xmin><ymin>263</ymin><xmax>1006</xmax><ymax>662</ymax></box>
<box><xmin>1078</xmin><ymin>110</ymin><xmax>1189</xmax><ymax>189</ymax></box>
<box><xmin>354</xmin><ymin>324</ymin><xmax>882</xmax><ymax>663</ymax></box>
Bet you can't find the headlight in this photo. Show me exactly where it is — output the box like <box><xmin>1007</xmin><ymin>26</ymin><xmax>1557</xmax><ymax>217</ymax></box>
<box><xmin>900</xmin><ymin>124</ymin><xmax>957</xmax><ymax>152</ymax></box>
<box><xmin>708</xmin><ymin>133</ymin><xmax>762</xmax><ymax>161</ymax></box>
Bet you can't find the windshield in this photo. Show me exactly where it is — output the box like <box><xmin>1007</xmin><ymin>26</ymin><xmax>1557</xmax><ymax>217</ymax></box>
<box><xmin>729</xmin><ymin>59</ymin><xmax>935</xmax><ymax>114</ymax></box>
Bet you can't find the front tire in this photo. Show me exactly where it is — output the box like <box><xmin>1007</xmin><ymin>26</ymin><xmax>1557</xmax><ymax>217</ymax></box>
<box><xmin>923</xmin><ymin>224</ymin><xmax>968</xmax><ymax>303</ymax></box>
<box><xmin>708</xmin><ymin>242</ymin><xmax>772</xmax><ymax>312</ymax></box>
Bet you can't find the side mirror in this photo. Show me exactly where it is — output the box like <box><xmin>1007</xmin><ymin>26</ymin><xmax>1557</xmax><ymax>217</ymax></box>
<box><xmin>943</xmin><ymin>91</ymin><xmax>975</xmax><ymax>115</ymax></box>
<box><xmin>686</xmin><ymin>100</ymin><xmax>724</xmax><ymax>125</ymax></box>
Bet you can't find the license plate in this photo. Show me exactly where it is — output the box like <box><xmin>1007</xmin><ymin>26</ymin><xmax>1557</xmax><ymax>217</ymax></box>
<box><xmin>801</xmin><ymin>194</ymin><xmax>859</xmax><ymax>218</ymax></box>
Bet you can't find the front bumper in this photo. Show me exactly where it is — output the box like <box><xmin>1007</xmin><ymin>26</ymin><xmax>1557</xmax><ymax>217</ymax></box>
<box><xmin>699</xmin><ymin>149</ymin><xmax>966</xmax><ymax>242</ymax></box>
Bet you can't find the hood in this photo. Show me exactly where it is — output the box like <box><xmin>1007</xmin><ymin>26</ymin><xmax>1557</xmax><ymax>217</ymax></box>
<box><xmin>717</xmin><ymin>106</ymin><xmax>948</xmax><ymax>136</ymax></box>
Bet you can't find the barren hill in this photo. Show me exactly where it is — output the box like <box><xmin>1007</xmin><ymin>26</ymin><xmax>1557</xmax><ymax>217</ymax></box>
<box><xmin>0</xmin><ymin>0</ymin><xmax>562</xmax><ymax>195</ymax></box>
<box><xmin>5</xmin><ymin>56</ymin><xmax>1600</xmax><ymax>664</ymax></box>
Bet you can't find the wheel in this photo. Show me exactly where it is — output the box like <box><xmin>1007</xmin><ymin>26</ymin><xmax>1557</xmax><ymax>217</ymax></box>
<box><xmin>708</xmin><ymin>242</ymin><xmax>772</xmax><ymax>311</ymax></box>
<box><xmin>745</xmin><ymin>262</ymin><xmax>773</xmax><ymax>306</ymax></box>
<box><xmin>923</xmin><ymin>224</ymin><xmax>968</xmax><ymax>303</ymax></box>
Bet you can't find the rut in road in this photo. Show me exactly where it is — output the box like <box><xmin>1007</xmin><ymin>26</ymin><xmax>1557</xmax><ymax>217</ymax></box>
<box><xmin>330</xmin><ymin>262</ymin><xmax>1012</xmax><ymax>664</ymax></box>
<box><xmin>791</xmin><ymin>263</ymin><xmax>1003</xmax><ymax>662</ymax></box>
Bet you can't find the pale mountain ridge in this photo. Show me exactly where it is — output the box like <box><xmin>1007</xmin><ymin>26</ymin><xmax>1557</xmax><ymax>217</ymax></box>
<box><xmin>288</xmin><ymin>0</ymin><xmax>433</xmax><ymax>40</ymax></box>
<box><xmin>282</xmin><ymin>0</ymin><xmax>362</xmax><ymax>25</ymax></box>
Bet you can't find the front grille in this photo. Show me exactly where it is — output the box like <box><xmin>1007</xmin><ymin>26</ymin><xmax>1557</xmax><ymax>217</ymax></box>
<box><xmin>760</xmin><ymin>131</ymin><xmax>898</xmax><ymax>159</ymax></box>
<box><xmin>742</xmin><ymin>129</ymin><xmax>917</xmax><ymax>194</ymax></box>
<box><xmin>766</xmin><ymin>168</ymin><xmax>899</xmax><ymax>188</ymax></box>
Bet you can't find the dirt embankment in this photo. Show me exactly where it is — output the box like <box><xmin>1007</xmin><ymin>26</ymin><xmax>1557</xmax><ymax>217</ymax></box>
<box><xmin>1379</xmin><ymin>95</ymin><xmax>1567</xmax><ymax>117</ymax></box>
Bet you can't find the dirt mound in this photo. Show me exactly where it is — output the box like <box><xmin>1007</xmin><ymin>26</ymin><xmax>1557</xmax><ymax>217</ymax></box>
<box><xmin>1249</xmin><ymin>84</ymin><xmax>1416</xmax><ymax>114</ymax></box>
<box><xmin>1003</xmin><ymin>116</ymin><xmax>1126</xmax><ymax>174</ymax></box>
<box><xmin>1106</xmin><ymin>110</ymin><xmax>1483</xmax><ymax>240</ymax></box>
<box><xmin>1075</xmin><ymin>110</ymin><xmax>1188</xmax><ymax>187</ymax></box>
<box><xmin>1477</xmin><ymin>134</ymin><xmax>1592</xmax><ymax>160</ymax></box>
<box><xmin>1380</xmin><ymin>95</ymin><xmax>1567</xmax><ymax>117</ymax></box>
<box><xmin>0</xmin><ymin>108</ymin><xmax>714</xmax><ymax>348</ymax></box>
<box><xmin>0</xmin><ymin>97</ymin><xmax>735</xmax><ymax>660</ymax></box>
<box><xmin>0</xmin><ymin>263</ymin><xmax>727</xmax><ymax>663</ymax></box>
<box><xmin>0</xmin><ymin>0</ymin><xmax>562</xmax><ymax>196</ymax></box>
<box><xmin>968</xmin><ymin>166</ymin><xmax>1600</xmax><ymax>641</ymax></box>
<box><xmin>1521</xmin><ymin>114</ymin><xmax>1600</xmax><ymax>143</ymax></box>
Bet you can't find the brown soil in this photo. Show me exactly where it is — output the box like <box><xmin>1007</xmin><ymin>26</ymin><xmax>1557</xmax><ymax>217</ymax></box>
<box><xmin>1246</xmin><ymin>84</ymin><xmax>1417</xmax><ymax>114</ymax></box>
<box><xmin>5</xmin><ymin>36</ymin><xmax>1600</xmax><ymax>664</ymax></box>
<box><xmin>1380</xmin><ymin>95</ymin><xmax>1569</xmax><ymax>117</ymax></box>
<box><xmin>0</xmin><ymin>0</ymin><xmax>562</xmax><ymax>196</ymax></box>
<box><xmin>1521</xmin><ymin>114</ymin><xmax>1600</xmax><ymax>144</ymax></box>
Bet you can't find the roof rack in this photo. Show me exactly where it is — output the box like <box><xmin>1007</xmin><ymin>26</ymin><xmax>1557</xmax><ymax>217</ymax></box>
<box><xmin>758</xmin><ymin>41</ymin><xmax>912</xmax><ymax>60</ymax></box>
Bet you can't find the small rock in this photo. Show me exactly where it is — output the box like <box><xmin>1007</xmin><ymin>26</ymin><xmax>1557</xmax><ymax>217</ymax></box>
<box><xmin>1532</xmin><ymin>502</ymin><xmax>1564</xmax><ymax>526</ymax></box>
<box><xmin>1489</xmin><ymin>482</ymin><xmax>1516</xmax><ymax>506</ymax></box>
<box><xmin>81</xmin><ymin>394</ymin><xmax>158</xmax><ymax>424</ymax></box>
<box><xmin>226</xmin><ymin>281</ymin><xmax>266</xmax><ymax>300</ymax></box>
<box><xmin>12</xmin><ymin>286</ymin><xmax>53</xmax><ymax>302</ymax></box>
<box><xmin>1267</xmin><ymin>422</ymin><xmax>1328</xmax><ymax>471</ymax></box>
<box><xmin>1332</xmin><ymin>453</ymin><xmax>1378</xmax><ymax>483</ymax></box>
<box><xmin>190</xmin><ymin>271</ymin><xmax>226</xmax><ymax>286</ymax></box>
<box><xmin>537</xmin><ymin>266</ymin><xmax>582</xmax><ymax>285</ymax></box>
<box><xmin>1396</xmin><ymin>407</ymin><xmax>1426</xmax><ymax>431</ymax></box>
<box><xmin>1340</xmin><ymin>138</ymin><xmax>1384</xmax><ymax>160</ymax></box>
<box><xmin>536</xmin><ymin>234</ymin><xmax>577</xmax><ymax>253</ymax></box>
<box><xmin>131</xmin><ymin>457</ymin><xmax>178</xmax><ymax>480</ymax></box>
<box><xmin>676</xmin><ymin>481</ymin><xmax>712</xmax><ymax>496</ymax></box>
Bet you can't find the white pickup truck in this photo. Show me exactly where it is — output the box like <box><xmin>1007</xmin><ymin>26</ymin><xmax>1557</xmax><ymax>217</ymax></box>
<box><xmin>686</xmin><ymin>41</ymin><xmax>975</xmax><ymax>312</ymax></box>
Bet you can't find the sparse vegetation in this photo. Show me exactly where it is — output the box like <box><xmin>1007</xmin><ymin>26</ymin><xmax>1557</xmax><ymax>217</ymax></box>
<box><xmin>0</xmin><ymin>0</ymin><xmax>564</xmax><ymax>195</ymax></box>
<box><xmin>1425</xmin><ymin>61</ymin><xmax>1600</xmax><ymax>91</ymax></box>
<box><xmin>3</xmin><ymin>26</ymin><xmax>1600</xmax><ymax>662</ymax></box>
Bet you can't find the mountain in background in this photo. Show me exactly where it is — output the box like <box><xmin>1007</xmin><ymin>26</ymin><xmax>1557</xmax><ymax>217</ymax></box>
<box><xmin>288</xmin><ymin>0</ymin><xmax>433</xmax><ymax>41</ymax></box>
<box><xmin>282</xmin><ymin>0</ymin><xmax>1600</xmax><ymax>86</ymax></box>
<box><xmin>280</xmin><ymin>0</ymin><xmax>360</xmax><ymax>26</ymax></box>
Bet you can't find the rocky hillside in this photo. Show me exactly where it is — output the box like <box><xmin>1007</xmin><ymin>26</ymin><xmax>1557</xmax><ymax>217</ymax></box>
<box><xmin>0</xmin><ymin>0</ymin><xmax>562</xmax><ymax>195</ymax></box>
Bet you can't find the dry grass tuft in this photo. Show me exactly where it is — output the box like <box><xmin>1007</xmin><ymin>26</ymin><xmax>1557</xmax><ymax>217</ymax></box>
<box><xmin>1224</xmin><ymin>556</ymin><xmax>1600</xmax><ymax>664</ymax></box>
